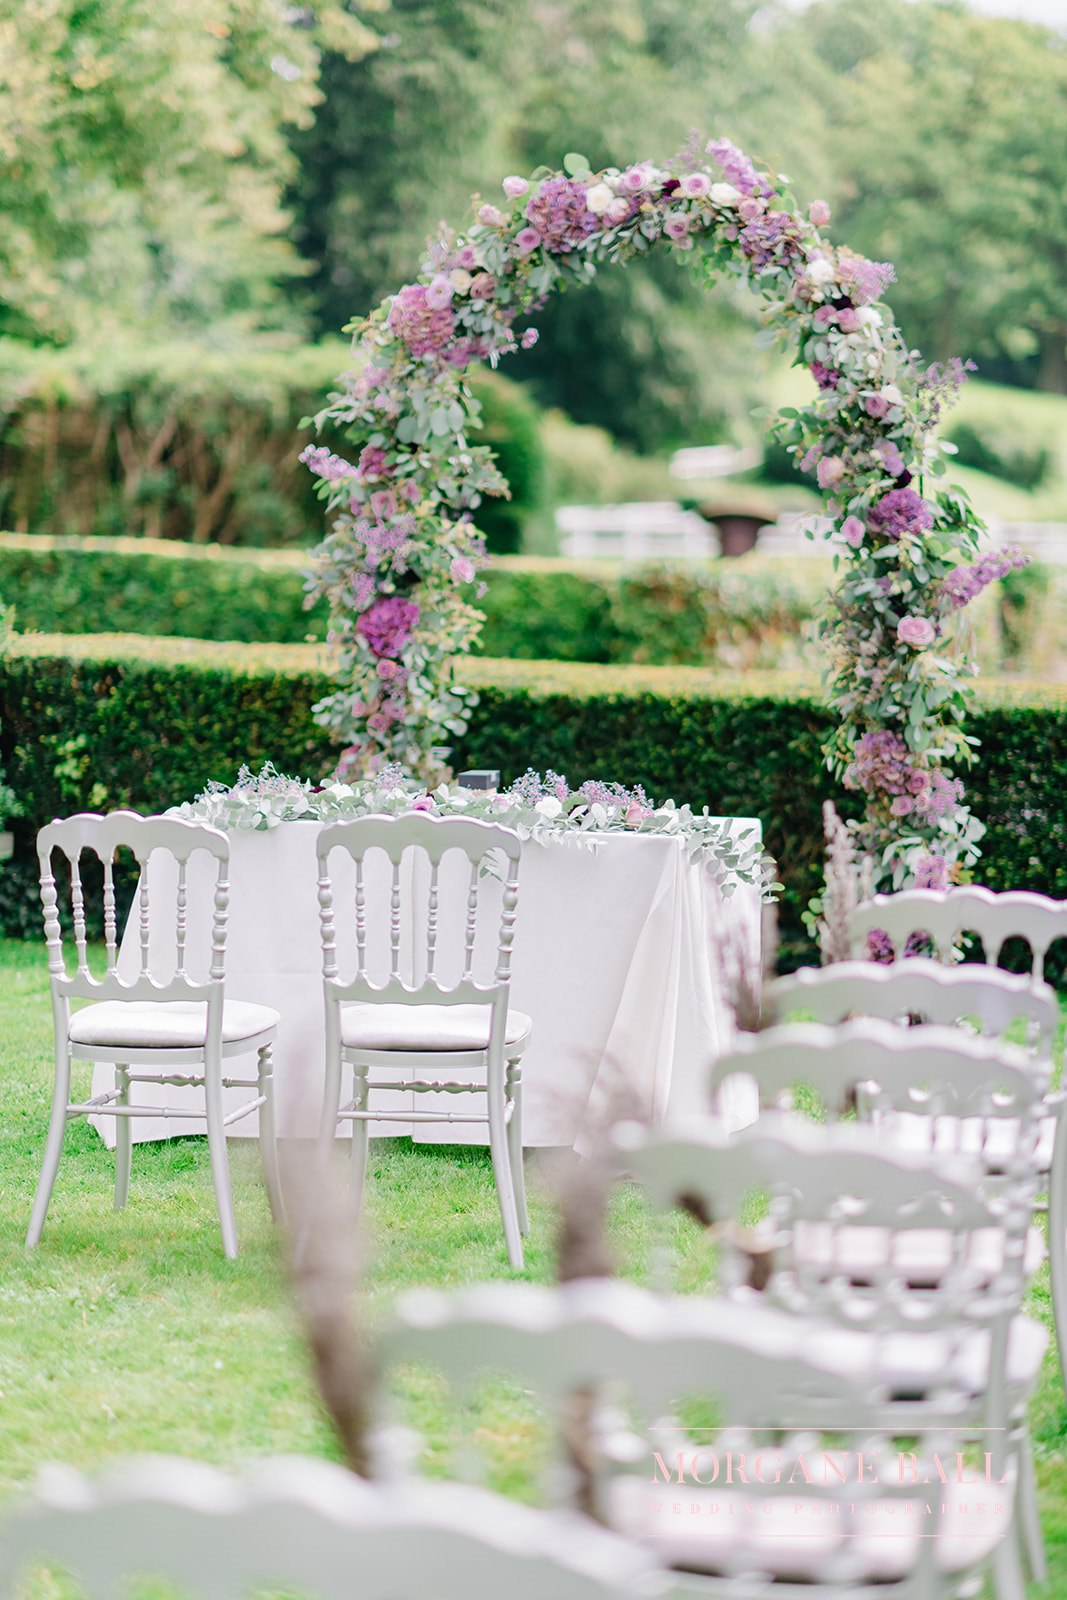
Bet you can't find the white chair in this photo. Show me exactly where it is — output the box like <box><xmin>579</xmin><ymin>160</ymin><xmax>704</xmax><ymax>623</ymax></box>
<box><xmin>0</xmin><ymin>1456</ymin><xmax>665</xmax><ymax>1600</ymax></box>
<box><xmin>29</xmin><ymin>812</ymin><xmax>280</xmax><ymax>1259</ymax></box>
<box><xmin>387</xmin><ymin>1276</ymin><xmax>1001</xmax><ymax>1598</ymax></box>
<box><xmin>317</xmin><ymin>813</ymin><xmax>530</xmax><ymax>1269</ymax></box>
<box><xmin>615</xmin><ymin>1116</ymin><xmax>1044</xmax><ymax>1596</ymax></box>
<box><xmin>850</xmin><ymin>886</ymin><xmax>1067</xmax><ymax>977</ymax></box>
<box><xmin>766</xmin><ymin>957</ymin><xmax>1059</xmax><ymax>1056</ymax></box>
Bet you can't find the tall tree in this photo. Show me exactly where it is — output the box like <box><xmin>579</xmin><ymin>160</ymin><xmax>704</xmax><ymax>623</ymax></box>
<box><xmin>0</xmin><ymin>0</ymin><xmax>380</xmax><ymax>345</ymax></box>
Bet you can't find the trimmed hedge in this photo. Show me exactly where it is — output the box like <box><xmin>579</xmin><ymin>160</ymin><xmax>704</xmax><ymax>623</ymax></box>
<box><xmin>0</xmin><ymin>532</ymin><xmax>826</xmax><ymax>666</ymax></box>
<box><xmin>3</xmin><ymin>635</ymin><xmax>1065</xmax><ymax>972</ymax></box>
<box><xmin>0</xmin><ymin>341</ymin><xmax>542</xmax><ymax>552</ymax></box>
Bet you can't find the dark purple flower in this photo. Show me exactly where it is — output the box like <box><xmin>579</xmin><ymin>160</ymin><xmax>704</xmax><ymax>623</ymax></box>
<box><xmin>810</xmin><ymin>359</ymin><xmax>840</xmax><ymax>390</ymax></box>
<box><xmin>866</xmin><ymin>487</ymin><xmax>934</xmax><ymax>541</ymax></box>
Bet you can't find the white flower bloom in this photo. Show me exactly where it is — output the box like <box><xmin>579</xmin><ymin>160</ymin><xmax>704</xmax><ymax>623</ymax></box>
<box><xmin>855</xmin><ymin>307</ymin><xmax>882</xmax><ymax>328</ymax></box>
<box><xmin>450</xmin><ymin>269</ymin><xmax>472</xmax><ymax>293</ymax></box>
<box><xmin>806</xmin><ymin>256</ymin><xmax>836</xmax><ymax>286</ymax></box>
<box><xmin>880</xmin><ymin>383</ymin><xmax>904</xmax><ymax>404</ymax></box>
<box><xmin>535</xmin><ymin>796</ymin><xmax>563</xmax><ymax>818</ymax></box>
<box><xmin>709</xmin><ymin>182</ymin><xmax>740</xmax><ymax>205</ymax></box>
<box><xmin>585</xmin><ymin>182</ymin><xmax>615</xmax><ymax>215</ymax></box>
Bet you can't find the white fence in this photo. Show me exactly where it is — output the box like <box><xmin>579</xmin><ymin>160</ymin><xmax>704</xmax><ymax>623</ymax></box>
<box><xmin>556</xmin><ymin>503</ymin><xmax>1067</xmax><ymax>563</ymax></box>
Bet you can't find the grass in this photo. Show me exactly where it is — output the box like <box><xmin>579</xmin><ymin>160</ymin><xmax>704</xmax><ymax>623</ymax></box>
<box><xmin>0</xmin><ymin>936</ymin><xmax>1065</xmax><ymax>1596</ymax></box>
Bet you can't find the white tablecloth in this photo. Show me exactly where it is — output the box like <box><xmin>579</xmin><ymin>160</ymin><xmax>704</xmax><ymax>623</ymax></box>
<box><xmin>91</xmin><ymin>821</ymin><xmax>761</xmax><ymax>1149</ymax></box>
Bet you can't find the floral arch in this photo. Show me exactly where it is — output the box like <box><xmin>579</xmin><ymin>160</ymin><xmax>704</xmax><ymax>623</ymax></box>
<box><xmin>302</xmin><ymin>138</ymin><xmax>1022</xmax><ymax>893</ymax></box>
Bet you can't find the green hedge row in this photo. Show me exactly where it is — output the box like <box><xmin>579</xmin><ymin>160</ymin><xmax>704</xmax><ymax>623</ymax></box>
<box><xmin>3</xmin><ymin>635</ymin><xmax>1065</xmax><ymax>971</ymax></box>
<box><xmin>0</xmin><ymin>341</ymin><xmax>540</xmax><ymax>553</ymax></box>
<box><xmin>0</xmin><ymin>532</ymin><xmax>821</xmax><ymax>666</ymax></box>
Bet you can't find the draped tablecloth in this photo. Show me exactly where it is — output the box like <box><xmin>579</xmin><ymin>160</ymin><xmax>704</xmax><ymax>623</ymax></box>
<box><xmin>91</xmin><ymin>820</ymin><xmax>761</xmax><ymax>1149</ymax></box>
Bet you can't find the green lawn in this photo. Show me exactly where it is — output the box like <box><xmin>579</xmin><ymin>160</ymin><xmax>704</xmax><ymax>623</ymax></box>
<box><xmin>1</xmin><ymin>936</ymin><xmax>1065</xmax><ymax>1596</ymax></box>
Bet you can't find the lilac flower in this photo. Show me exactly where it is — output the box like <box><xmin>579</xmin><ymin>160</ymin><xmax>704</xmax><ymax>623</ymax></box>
<box><xmin>940</xmin><ymin>546</ymin><xmax>1029</xmax><ymax>610</ymax></box>
<box><xmin>349</xmin><ymin>572</ymin><xmax>376</xmax><ymax>612</ymax></box>
<box><xmin>810</xmin><ymin>360</ymin><xmax>840</xmax><ymax>390</ymax></box>
<box><xmin>299</xmin><ymin>444</ymin><xmax>357</xmax><ymax>481</ymax></box>
<box><xmin>357</xmin><ymin>445</ymin><xmax>390</xmax><ymax>480</ymax></box>
<box><xmin>836</xmin><ymin>253</ymin><xmax>896</xmax><ymax>306</ymax></box>
<box><xmin>524</xmin><ymin>178</ymin><xmax>599</xmax><ymax>253</ymax></box>
<box><xmin>369</xmin><ymin>490</ymin><xmax>398</xmax><ymax>522</ymax></box>
<box><xmin>867</xmin><ymin>928</ymin><xmax>896</xmax><ymax>964</ymax></box>
<box><xmin>914</xmin><ymin>853</ymin><xmax>950</xmax><ymax>890</ymax></box>
<box><xmin>867</xmin><ymin>487</ymin><xmax>933</xmax><ymax>540</ymax></box>
<box><xmin>356</xmin><ymin>594</ymin><xmax>420</xmax><ymax>658</ymax></box>
<box><xmin>388</xmin><ymin>284</ymin><xmax>455</xmax><ymax>357</ymax></box>
<box><xmin>914</xmin><ymin>771</ymin><xmax>965</xmax><ymax>824</ymax></box>
<box><xmin>706</xmin><ymin>138</ymin><xmax>775</xmax><ymax>199</ymax></box>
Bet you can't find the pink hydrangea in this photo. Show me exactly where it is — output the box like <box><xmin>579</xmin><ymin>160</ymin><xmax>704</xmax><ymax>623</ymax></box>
<box><xmin>388</xmin><ymin>284</ymin><xmax>455</xmax><ymax>357</ymax></box>
<box><xmin>524</xmin><ymin>177</ymin><xmax>599</xmax><ymax>253</ymax></box>
<box><xmin>914</xmin><ymin>853</ymin><xmax>950</xmax><ymax>890</ymax></box>
<box><xmin>356</xmin><ymin>595</ymin><xmax>421</xmax><ymax>658</ymax></box>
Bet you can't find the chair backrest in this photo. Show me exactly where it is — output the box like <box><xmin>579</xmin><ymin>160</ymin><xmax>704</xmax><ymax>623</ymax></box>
<box><xmin>850</xmin><ymin>885</ymin><xmax>1067</xmax><ymax>975</ymax></box>
<box><xmin>710</xmin><ymin>1018</ymin><xmax>1048</xmax><ymax>1177</ymax></box>
<box><xmin>0</xmin><ymin>1456</ymin><xmax>665</xmax><ymax>1600</ymax></box>
<box><xmin>615</xmin><ymin>1116</ymin><xmax>1029</xmax><ymax>1339</ymax></box>
<box><xmin>766</xmin><ymin>957</ymin><xmax>1058</xmax><ymax>1056</ymax></box>
<box><xmin>37</xmin><ymin>811</ymin><xmax>230</xmax><ymax>1005</ymax></box>
<box><xmin>316</xmin><ymin>812</ymin><xmax>522</xmax><ymax>1009</ymax></box>
<box><xmin>386</xmin><ymin>1278</ymin><xmax>966</xmax><ymax>1587</ymax></box>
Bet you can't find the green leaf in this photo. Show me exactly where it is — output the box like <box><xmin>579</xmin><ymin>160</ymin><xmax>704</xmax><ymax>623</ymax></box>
<box><xmin>563</xmin><ymin>152</ymin><xmax>590</xmax><ymax>176</ymax></box>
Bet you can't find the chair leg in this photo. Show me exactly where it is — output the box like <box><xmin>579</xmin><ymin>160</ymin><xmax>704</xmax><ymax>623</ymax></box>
<box><xmin>114</xmin><ymin>1064</ymin><xmax>132</xmax><ymax>1210</ymax></box>
<box><xmin>488</xmin><ymin>1064</ymin><xmax>524</xmax><ymax>1271</ymax></box>
<box><xmin>1016</xmin><ymin>1428</ymin><xmax>1047</xmax><ymax>1583</ymax></box>
<box><xmin>204</xmin><ymin>1051</ymin><xmax>238</xmax><ymax>1260</ymax></box>
<box><xmin>992</xmin><ymin>1517</ymin><xmax>1027</xmax><ymax>1600</ymax></box>
<box><xmin>257</xmin><ymin>1043</ymin><xmax>284</xmax><ymax>1226</ymax></box>
<box><xmin>350</xmin><ymin>1058</ymin><xmax>371</xmax><ymax>1219</ymax></box>
<box><xmin>26</xmin><ymin>1046</ymin><xmax>72</xmax><ymax>1248</ymax></box>
<box><xmin>506</xmin><ymin>1058</ymin><xmax>528</xmax><ymax>1237</ymax></box>
<box><xmin>1048</xmin><ymin>1134</ymin><xmax>1067</xmax><ymax>1400</ymax></box>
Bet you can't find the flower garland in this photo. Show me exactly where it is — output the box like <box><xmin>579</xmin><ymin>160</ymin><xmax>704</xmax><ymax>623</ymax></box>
<box><xmin>302</xmin><ymin>136</ymin><xmax>1020</xmax><ymax>891</ymax></box>
<box><xmin>172</xmin><ymin>764</ymin><xmax>776</xmax><ymax>899</ymax></box>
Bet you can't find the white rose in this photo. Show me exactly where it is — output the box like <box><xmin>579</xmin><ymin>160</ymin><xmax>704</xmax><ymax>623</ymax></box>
<box><xmin>450</xmin><ymin>269</ymin><xmax>472</xmax><ymax>293</ymax></box>
<box><xmin>709</xmin><ymin>182</ymin><xmax>740</xmax><ymax>205</ymax></box>
<box><xmin>585</xmin><ymin>182</ymin><xmax>615</xmax><ymax>215</ymax></box>
<box><xmin>856</xmin><ymin>307</ymin><xmax>882</xmax><ymax>329</ymax></box>
<box><xmin>535</xmin><ymin>796</ymin><xmax>562</xmax><ymax>819</ymax></box>
<box><xmin>806</xmin><ymin>256</ymin><xmax>836</xmax><ymax>286</ymax></box>
<box><xmin>880</xmin><ymin>383</ymin><xmax>904</xmax><ymax>404</ymax></box>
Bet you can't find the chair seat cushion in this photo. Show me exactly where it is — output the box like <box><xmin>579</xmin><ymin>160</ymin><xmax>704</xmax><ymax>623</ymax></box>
<box><xmin>607</xmin><ymin>1473</ymin><xmax>1008</xmax><ymax>1582</ymax></box>
<box><xmin>340</xmin><ymin>1003</ymin><xmax>532</xmax><ymax>1053</ymax></box>
<box><xmin>69</xmin><ymin>999</ymin><xmax>279</xmax><ymax>1049</ymax></box>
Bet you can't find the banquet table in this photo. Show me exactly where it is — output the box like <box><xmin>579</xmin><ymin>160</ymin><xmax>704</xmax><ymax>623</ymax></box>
<box><xmin>90</xmin><ymin>819</ymin><xmax>761</xmax><ymax>1150</ymax></box>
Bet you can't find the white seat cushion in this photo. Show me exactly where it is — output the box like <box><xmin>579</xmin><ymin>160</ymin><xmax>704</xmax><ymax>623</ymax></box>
<box><xmin>340</xmin><ymin>1003</ymin><xmax>532</xmax><ymax>1053</ymax></box>
<box><xmin>608</xmin><ymin>1472</ymin><xmax>1008</xmax><ymax>1581</ymax></box>
<box><xmin>69</xmin><ymin>999</ymin><xmax>279</xmax><ymax>1049</ymax></box>
<box><xmin>793</xmin><ymin>1220</ymin><xmax>1046</xmax><ymax>1287</ymax></box>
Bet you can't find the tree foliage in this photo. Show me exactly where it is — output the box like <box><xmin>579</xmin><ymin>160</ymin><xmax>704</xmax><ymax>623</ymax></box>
<box><xmin>0</xmin><ymin>0</ymin><xmax>380</xmax><ymax>344</ymax></box>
